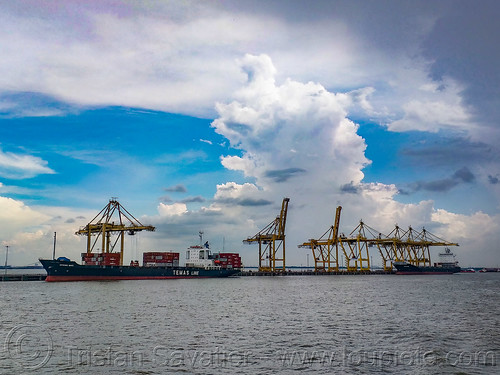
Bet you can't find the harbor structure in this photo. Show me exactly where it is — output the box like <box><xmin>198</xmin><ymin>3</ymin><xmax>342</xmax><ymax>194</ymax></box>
<box><xmin>244</xmin><ymin>197</ymin><xmax>290</xmax><ymax>272</ymax></box>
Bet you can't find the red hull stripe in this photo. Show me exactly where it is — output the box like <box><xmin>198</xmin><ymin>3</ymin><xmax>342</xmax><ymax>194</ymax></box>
<box><xmin>45</xmin><ymin>275</ymin><xmax>213</xmax><ymax>282</ymax></box>
<box><xmin>396</xmin><ymin>272</ymin><xmax>455</xmax><ymax>275</ymax></box>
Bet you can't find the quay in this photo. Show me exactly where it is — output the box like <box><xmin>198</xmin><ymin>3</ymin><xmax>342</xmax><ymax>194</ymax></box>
<box><xmin>238</xmin><ymin>270</ymin><xmax>396</xmax><ymax>276</ymax></box>
<box><xmin>0</xmin><ymin>274</ymin><xmax>47</xmax><ymax>282</ymax></box>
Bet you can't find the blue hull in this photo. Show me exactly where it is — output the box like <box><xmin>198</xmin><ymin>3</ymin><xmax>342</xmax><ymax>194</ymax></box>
<box><xmin>40</xmin><ymin>258</ymin><xmax>240</xmax><ymax>281</ymax></box>
<box><xmin>393</xmin><ymin>262</ymin><xmax>461</xmax><ymax>275</ymax></box>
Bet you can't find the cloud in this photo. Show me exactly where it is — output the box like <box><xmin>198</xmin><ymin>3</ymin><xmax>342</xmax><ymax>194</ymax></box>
<box><xmin>340</xmin><ymin>181</ymin><xmax>360</xmax><ymax>194</ymax></box>
<box><xmin>215</xmin><ymin>197</ymin><xmax>272</xmax><ymax>207</ymax></box>
<box><xmin>158</xmin><ymin>202</ymin><xmax>188</xmax><ymax>216</ymax></box>
<box><xmin>430</xmin><ymin>209</ymin><xmax>500</xmax><ymax>266</ymax></box>
<box><xmin>159</xmin><ymin>195</ymin><xmax>173</xmax><ymax>203</ymax></box>
<box><xmin>180</xmin><ymin>196</ymin><xmax>206</xmax><ymax>204</ymax></box>
<box><xmin>0</xmin><ymin>196</ymin><xmax>50</xmax><ymax>232</ymax></box>
<box><xmin>488</xmin><ymin>175</ymin><xmax>499</xmax><ymax>185</ymax></box>
<box><xmin>399</xmin><ymin>137</ymin><xmax>494</xmax><ymax>169</ymax></box>
<box><xmin>453</xmin><ymin>167</ymin><xmax>474</xmax><ymax>183</ymax></box>
<box><xmin>431</xmin><ymin>209</ymin><xmax>496</xmax><ymax>239</ymax></box>
<box><xmin>0</xmin><ymin>203</ymin><xmax>101</xmax><ymax>265</ymax></box>
<box><xmin>422</xmin><ymin>1</ymin><xmax>500</xmax><ymax>137</ymax></box>
<box><xmin>156</xmin><ymin>150</ymin><xmax>207</xmax><ymax>165</ymax></box>
<box><xmin>406</xmin><ymin>167</ymin><xmax>475</xmax><ymax>193</ymax></box>
<box><xmin>213</xmin><ymin>182</ymin><xmax>271</xmax><ymax>207</ymax></box>
<box><xmin>0</xmin><ymin>148</ymin><xmax>55</xmax><ymax>179</ymax></box>
<box><xmin>386</xmin><ymin>78</ymin><xmax>472</xmax><ymax>133</ymax></box>
<box><xmin>220</xmin><ymin>155</ymin><xmax>257</xmax><ymax>177</ymax></box>
<box><xmin>413</xmin><ymin>179</ymin><xmax>457</xmax><ymax>193</ymax></box>
<box><xmin>346</xmin><ymin>87</ymin><xmax>376</xmax><ymax>117</ymax></box>
<box><xmin>0</xmin><ymin>91</ymin><xmax>77</xmax><ymax>118</ymax></box>
<box><xmin>264</xmin><ymin>168</ymin><xmax>306</xmax><ymax>182</ymax></box>
<box><xmin>213</xmin><ymin>54</ymin><xmax>369</xmax><ymax>191</ymax></box>
<box><xmin>0</xmin><ymin>0</ymin><xmax>496</xmax><ymax>150</ymax></box>
<box><xmin>200</xmin><ymin>139</ymin><xmax>213</xmax><ymax>145</ymax></box>
<box><xmin>0</xmin><ymin>2</ymin><xmax>253</xmax><ymax>117</ymax></box>
<box><xmin>164</xmin><ymin>184</ymin><xmax>187</xmax><ymax>193</ymax></box>
<box><xmin>0</xmin><ymin>197</ymin><xmax>80</xmax><ymax>264</ymax></box>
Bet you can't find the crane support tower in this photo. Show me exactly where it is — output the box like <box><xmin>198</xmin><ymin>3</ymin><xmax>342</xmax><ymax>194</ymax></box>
<box><xmin>75</xmin><ymin>198</ymin><xmax>155</xmax><ymax>266</ymax></box>
<box><xmin>299</xmin><ymin>206</ymin><xmax>342</xmax><ymax>272</ymax></box>
<box><xmin>244</xmin><ymin>198</ymin><xmax>290</xmax><ymax>272</ymax></box>
<box><xmin>338</xmin><ymin>220</ymin><xmax>373</xmax><ymax>271</ymax></box>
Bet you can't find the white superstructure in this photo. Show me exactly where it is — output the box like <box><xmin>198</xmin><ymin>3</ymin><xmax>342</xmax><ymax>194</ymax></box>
<box><xmin>185</xmin><ymin>232</ymin><xmax>221</xmax><ymax>270</ymax></box>
<box><xmin>436</xmin><ymin>247</ymin><xmax>459</xmax><ymax>268</ymax></box>
<box><xmin>185</xmin><ymin>246</ymin><xmax>219</xmax><ymax>269</ymax></box>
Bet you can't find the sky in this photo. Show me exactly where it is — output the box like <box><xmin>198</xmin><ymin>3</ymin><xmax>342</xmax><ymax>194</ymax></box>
<box><xmin>1</xmin><ymin>0</ymin><xmax>499</xmax><ymax>268</ymax></box>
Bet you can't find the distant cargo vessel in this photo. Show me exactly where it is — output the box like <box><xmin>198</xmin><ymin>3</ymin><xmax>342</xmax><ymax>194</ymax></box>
<box><xmin>393</xmin><ymin>248</ymin><xmax>461</xmax><ymax>275</ymax></box>
<box><xmin>479</xmin><ymin>267</ymin><xmax>500</xmax><ymax>273</ymax></box>
<box><xmin>40</xmin><ymin>243</ymin><xmax>241</xmax><ymax>282</ymax></box>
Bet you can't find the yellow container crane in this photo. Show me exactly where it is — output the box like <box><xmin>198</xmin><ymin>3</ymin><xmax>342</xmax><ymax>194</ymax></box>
<box><xmin>75</xmin><ymin>198</ymin><xmax>155</xmax><ymax>266</ymax></box>
<box><xmin>299</xmin><ymin>206</ymin><xmax>342</xmax><ymax>272</ymax></box>
<box><xmin>244</xmin><ymin>198</ymin><xmax>290</xmax><ymax>272</ymax></box>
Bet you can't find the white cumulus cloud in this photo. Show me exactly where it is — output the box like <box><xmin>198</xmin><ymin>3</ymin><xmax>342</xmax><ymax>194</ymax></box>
<box><xmin>0</xmin><ymin>149</ymin><xmax>55</xmax><ymax>179</ymax></box>
<box><xmin>213</xmin><ymin>54</ymin><xmax>369</xmax><ymax>191</ymax></box>
<box><xmin>158</xmin><ymin>202</ymin><xmax>188</xmax><ymax>217</ymax></box>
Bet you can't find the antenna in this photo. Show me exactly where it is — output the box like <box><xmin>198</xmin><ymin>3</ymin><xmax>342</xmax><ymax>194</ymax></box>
<box><xmin>199</xmin><ymin>231</ymin><xmax>204</xmax><ymax>246</ymax></box>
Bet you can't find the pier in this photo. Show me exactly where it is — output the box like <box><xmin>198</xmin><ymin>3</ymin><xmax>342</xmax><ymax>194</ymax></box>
<box><xmin>238</xmin><ymin>269</ymin><xmax>395</xmax><ymax>276</ymax></box>
<box><xmin>0</xmin><ymin>274</ymin><xmax>47</xmax><ymax>282</ymax></box>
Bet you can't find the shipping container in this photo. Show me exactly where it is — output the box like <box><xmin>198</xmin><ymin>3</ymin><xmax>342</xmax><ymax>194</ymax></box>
<box><xmin>213</xmin><ymin>252</ymin><xmax>242</xmax><ymax>269</ymax></box>
<box><xmin>82</xmin><ymin>252</ymin><xmax>121</xmax><ymax>266</ymax></box>
<box><xmin>143</xmin><ymin>252</ymin><xmax>180</xmax><ymax>266</ymax></box>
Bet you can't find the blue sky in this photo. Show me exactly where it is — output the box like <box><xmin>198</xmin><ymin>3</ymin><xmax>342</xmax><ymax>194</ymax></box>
<box><xmin>1</xmin><ymin>104</ymin><xmax>240</xmax><ymax>210</ymax></box>
<box><xmin>1</xmin><ymin>0</ymin><xmax>499</xmax><ymax>267</ymax></box>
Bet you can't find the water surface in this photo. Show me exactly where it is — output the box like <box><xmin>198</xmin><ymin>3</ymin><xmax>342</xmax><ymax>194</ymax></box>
<box><xmin>1</xmin><ymin>273</ymin><xmax>498</xmax><ymax>374</ymax></box>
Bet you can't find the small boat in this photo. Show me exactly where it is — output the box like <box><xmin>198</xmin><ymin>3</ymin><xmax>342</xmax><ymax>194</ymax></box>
<box><xmin>460</xmin><ymin>268</ymin><xmax>476</xmax><ymax>273</ymax></box>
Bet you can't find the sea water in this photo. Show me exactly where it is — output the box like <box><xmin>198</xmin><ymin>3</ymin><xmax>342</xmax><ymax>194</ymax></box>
<box><xmin>0</xmin><ymin>273</ymin><xmax>499</xmax><ymax>374</ymax></box>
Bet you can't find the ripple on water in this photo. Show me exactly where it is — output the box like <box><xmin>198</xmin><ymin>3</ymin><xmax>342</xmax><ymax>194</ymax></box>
<box><xmin>0</xmin><ymin>274</ymin><xmax>498</xmax><ymax>374</ymax></box>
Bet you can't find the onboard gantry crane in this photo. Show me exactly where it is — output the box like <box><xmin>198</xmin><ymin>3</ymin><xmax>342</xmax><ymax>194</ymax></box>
<box><xmin>244</xmin><ymin>198</ymin><xmax>290</xmax><ymax>272</ymax></box>
<box><xmin>75</xmin><ymin>198</ymin><xmax>155</xmax><ymax>266</ymax></box>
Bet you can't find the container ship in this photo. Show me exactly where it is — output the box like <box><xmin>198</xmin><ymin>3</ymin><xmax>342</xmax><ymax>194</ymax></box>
<box><xmin>393</xmin><ymin>247</ymin><xmax>461</xmax><ymax>275</ymax></box>
<box><xmin>40</xmin><ymin>246</ymin><xmax>241</xmax><ymax>282</ymax></box>
<box><xmin>39</xmin><ymin>199</ymin><xmax>241</xmax><ymax>281</ymax></box>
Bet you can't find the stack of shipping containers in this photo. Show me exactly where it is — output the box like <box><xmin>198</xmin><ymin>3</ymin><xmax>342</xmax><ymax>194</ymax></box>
<box><xmin>82</xmin><ymin>253</ymin><xmax>121</xmax><ymax>266</ymax></box>
<box><xmin>215</xmin><ymin>253</ymin><xmax>242</xmax><ymax>269</ymax></box>
<box><xmin>142</xmin><ymin>252</ymin><xmax>180</xmax><ymax>267</ymax></box>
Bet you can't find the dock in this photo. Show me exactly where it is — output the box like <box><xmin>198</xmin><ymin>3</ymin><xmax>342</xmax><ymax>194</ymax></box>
<box><xmin>238</xmin><ymin>270</ymin><xmax>395</xmax><ymax>276</ymax></box>
<box><xmin>0</xmin><ymin>274</ymin><xmax>47</xmax><ymax>282</ymax></box>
